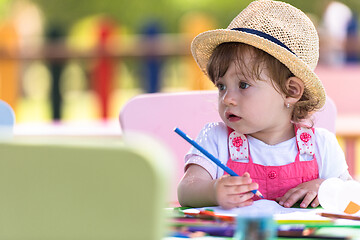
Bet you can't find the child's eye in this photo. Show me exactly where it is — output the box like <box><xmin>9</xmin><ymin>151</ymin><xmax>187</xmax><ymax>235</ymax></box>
<box><xmin>216</xmin><ymin>83</ymin><xmax>226</xmax><ymax>91</ymax></box>
<box><xmin>239</xmin><ymin>82</ymin><xmax>250</xmax><ymax>89</ymax></box>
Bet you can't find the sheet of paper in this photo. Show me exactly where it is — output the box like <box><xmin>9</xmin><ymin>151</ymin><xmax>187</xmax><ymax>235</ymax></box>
<box><xmin>197</xmin><ymin>199</ymin><xmax>314</xmax><ymax>216</ymax></box>
<box><xmin>194</xmin><ymin>200</ymin><xmax>360</xmax><ymax>225</ymax></box>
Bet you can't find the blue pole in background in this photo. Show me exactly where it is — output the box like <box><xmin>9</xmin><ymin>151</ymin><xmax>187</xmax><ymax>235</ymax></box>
<box><xmin>142</xmin><ymin>21</ymin><xmax>163</xmax><ymax>93</ymax></box>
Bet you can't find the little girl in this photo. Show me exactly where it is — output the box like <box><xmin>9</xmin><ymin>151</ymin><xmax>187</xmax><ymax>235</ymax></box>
<box><xmin>177</xmin><ymin>0</ymin><xmax>352</xmax><ymax>210</ymax></box>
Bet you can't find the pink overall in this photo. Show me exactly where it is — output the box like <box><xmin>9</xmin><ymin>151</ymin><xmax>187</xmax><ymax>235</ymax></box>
<box><xmin>225</xmin><ymin>126</ymin><xmax>319</xmax><ymax>200</ymax></box>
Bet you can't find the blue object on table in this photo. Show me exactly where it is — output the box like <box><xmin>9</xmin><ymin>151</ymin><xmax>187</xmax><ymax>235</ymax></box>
<box><xmin>235</xmin><ymin>215</ymin><xmax>275</xmax><ymax>240</ymax></box>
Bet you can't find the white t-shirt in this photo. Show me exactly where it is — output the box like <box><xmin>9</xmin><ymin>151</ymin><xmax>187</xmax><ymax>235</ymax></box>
<box><xmin>185</xmin><ymin>122</ymin><xmax>350</xmax><ymax>180</ymax></box>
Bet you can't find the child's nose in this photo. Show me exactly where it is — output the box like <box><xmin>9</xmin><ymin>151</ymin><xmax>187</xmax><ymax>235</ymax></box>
<box><xmin>222</xmin><ymin>90</ymin><xmax>238</xmax><ymax>106</ymax></box>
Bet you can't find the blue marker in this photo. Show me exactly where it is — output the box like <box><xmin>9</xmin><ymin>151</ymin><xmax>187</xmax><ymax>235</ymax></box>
<box><xmin>174</xmin><ymin>127</ymin><xmax>263</xmax><ymax>198</ymax></box>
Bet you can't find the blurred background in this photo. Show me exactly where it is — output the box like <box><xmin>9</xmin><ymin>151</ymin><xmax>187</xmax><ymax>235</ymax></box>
<box><xmin>1</xmin><ymin>0</ymin><xmax>360</xmax><ymax>178</ymax></box>
<box><xmin>0</xmin><ymin>0</ymin><xmax>359</xmax><ymax>123</ymax></box>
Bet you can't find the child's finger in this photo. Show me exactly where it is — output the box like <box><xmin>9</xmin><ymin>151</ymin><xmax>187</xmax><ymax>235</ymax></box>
<box><xmin>221</xmin><ymin>198</ymin><xmax>253</xmax><ymax>210</ymax></box>
<box><xmin>299</xmin><ymin>190</ymin><xmax>317</xmax><ymax>208</ymax></box>
<box><xmin>310</xmin><ymin>197</ymin><xmax>320</xmax><ymax>208</ymax></box>
<box><xmin>279</xmin><ymin>188</ymin><xmax>303</xmax><ymax>208</ymax></box>
<box><xmin>277</xmin><ymin>188</ymin><xmax>296</xmax><ymax>206</ymax></box>
<box><xmin>229</xmin><ymin>182</ymin><xmax>259</xmax><ymax>195</ymax></box>
<box><xmin>218</xmin><ymin>174</ymin><xmax>231</xmax><ymax>181</ymax></box>
<box><xmin>222</xmin><ymin>175</ymin><xmax>252</xmax><ymax>186</ymax></box>
<box><xmin>284</xmin><ymin>189</ymin><xmax>308</xmax><ymax>208</ymax></box>
<box><xmin>236</xmin><ymin>198</ymin><xmax>254</xmax><ymax>208</ymax></box>
<box><xmin>227</xmin><ymin>191</ymin><xmax>254</xmax><ymax>205</ymax></box>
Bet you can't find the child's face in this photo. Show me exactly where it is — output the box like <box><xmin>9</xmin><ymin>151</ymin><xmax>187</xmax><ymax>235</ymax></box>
<box><xmin>216</xmin><ymin>51</ymin><xmax>292</xmax><ymax>138</ymax></box>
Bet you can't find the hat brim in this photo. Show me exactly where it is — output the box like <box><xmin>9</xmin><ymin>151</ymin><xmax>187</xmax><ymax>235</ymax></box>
<box><xmin>191</xmin><ymin>29</ymin><xmax>326</xmax><ymax>109</ymax></box>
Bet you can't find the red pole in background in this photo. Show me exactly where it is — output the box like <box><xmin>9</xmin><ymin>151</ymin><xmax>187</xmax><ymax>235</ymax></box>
<box><xmin>92</xmin><ymin>18</ymin><xmax>116</xmax><ymax>120</ymax></box>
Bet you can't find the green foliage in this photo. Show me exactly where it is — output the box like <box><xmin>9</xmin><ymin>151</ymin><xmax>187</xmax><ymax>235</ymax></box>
<box><xmin>0</xmin><ymin>0</ymin><xmax>11</xmax><ymax>19</ymax></box>
<box><xmin>31</xmin><ymin>0</ymin><xmax>360</xmax><ymax>34</ymax></box>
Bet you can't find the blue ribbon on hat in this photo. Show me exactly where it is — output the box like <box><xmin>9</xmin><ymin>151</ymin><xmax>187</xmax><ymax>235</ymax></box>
<box><xmin>231</xmin><ymin>28</ymin><xmax>296</xmax><ymax>56</ymax></box>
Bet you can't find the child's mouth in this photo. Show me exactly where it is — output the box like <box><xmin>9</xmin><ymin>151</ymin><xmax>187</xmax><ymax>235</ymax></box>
<box><xmin>226</xmin><ymin>113</ymin><xmax>241</xmax><ymax>122</ymax></box>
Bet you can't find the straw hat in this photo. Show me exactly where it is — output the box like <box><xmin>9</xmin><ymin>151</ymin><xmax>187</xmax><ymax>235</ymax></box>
<box><xmin>191</xmin><ymin>0</ymin><xmax>326</xmax><ymax>109</ymax></box>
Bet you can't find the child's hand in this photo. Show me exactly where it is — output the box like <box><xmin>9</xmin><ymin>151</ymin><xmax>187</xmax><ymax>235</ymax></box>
<box><xmin>214</xmin><ymin>172</ymin><xmax>258</xmax><ymax>209</ymax></box>
<box><xmin>277</xmin><ymin>179</ymin><xmax>325</xmax><ymax>208</ymax></box>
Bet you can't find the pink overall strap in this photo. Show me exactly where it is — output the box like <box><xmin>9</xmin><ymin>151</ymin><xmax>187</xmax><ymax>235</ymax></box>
<box><xmin>294</xmin><ymin>125</ymin><xmax>316</xmax><ymax>157</ymax></box>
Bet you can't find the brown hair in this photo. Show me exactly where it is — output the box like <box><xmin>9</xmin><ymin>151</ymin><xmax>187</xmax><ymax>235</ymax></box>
<box><xmin>206</xmin><ymin>42</ymin><xmax>319</xmax><ymax>124</ymax></box>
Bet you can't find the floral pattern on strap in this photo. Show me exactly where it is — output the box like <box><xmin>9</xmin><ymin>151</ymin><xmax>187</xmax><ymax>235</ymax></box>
<box><xmin>296</xmin><ymin>127</ymin><xmax>315</xmax><ymax>156</ymax></box>
<box><xmin>229</xmin><ymin>131</ymin><xmax>249</xmax><ymax>161</ymax></box>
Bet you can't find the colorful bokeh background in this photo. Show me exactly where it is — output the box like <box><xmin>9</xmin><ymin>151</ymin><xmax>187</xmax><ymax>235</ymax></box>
<box><xmin>0</xmin><ymin>0</ymin><xmax>358</xmax><ymax>122</ymax></box>
<box><xmin>1</xmin><ymin>0</ymin><xmax>360</xmax><ymax>178</ymax></box>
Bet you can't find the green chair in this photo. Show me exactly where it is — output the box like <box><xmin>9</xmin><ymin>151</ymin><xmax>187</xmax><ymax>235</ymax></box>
<box><xmin>0</xmin><ymin>135</ymin><xmax>174</xmax><ymax>240</ymax></box>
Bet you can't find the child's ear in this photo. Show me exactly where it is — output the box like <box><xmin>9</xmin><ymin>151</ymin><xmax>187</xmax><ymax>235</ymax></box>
<box><xmin>285</xmin><ymin>76</ymin><xmax>304</xmax><ymax>103</ymax></box>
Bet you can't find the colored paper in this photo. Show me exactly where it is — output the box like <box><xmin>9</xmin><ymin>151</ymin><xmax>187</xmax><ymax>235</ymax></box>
<box><xmin>344</xmin><ymin>201</ymin><xmax>360</xmax><ymax>214</ymax></box>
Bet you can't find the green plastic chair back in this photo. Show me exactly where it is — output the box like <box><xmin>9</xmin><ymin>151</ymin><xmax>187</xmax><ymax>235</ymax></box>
<box><xmin>0</xmin><ymin>135</ymin><xmax>173</xmax><ymax>240</ymax></box>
